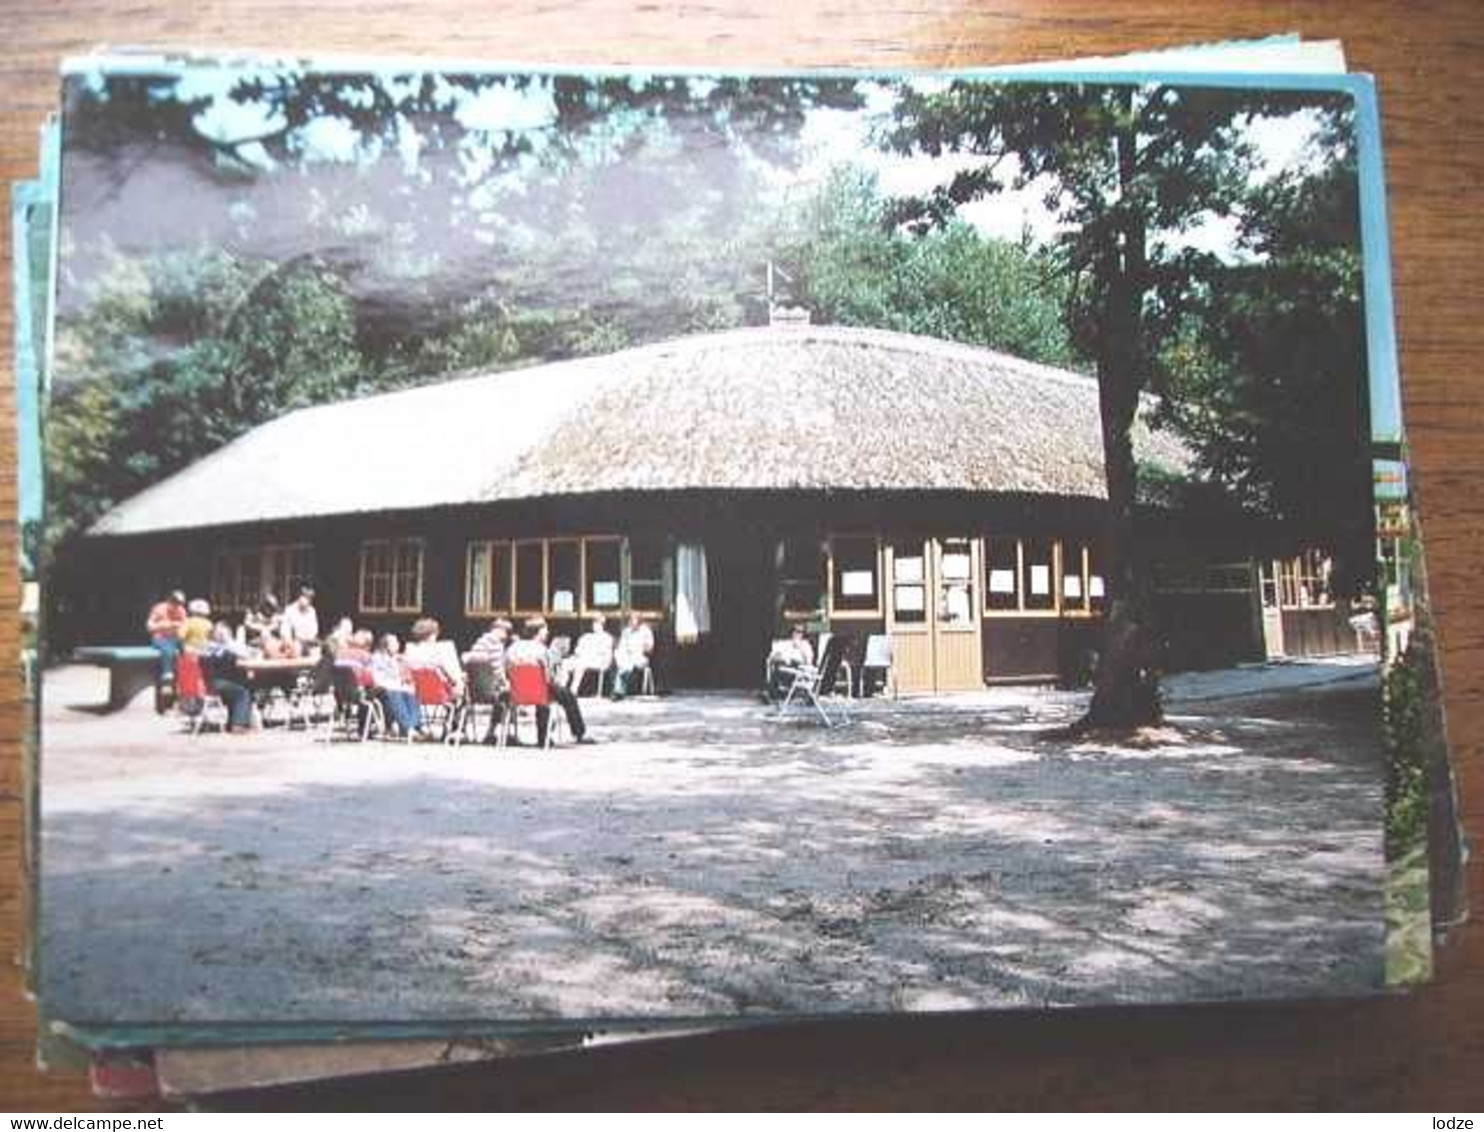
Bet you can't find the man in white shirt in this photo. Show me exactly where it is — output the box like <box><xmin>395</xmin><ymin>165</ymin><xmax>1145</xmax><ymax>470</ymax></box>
<box><xmin>765</xmin><ymin>625</ymin><xmax>814</xmax><ymax>702</ymax></box>
<box><xmin>609</xmin><ymin>612</ymin><xmax>655</xmax><ymax>700</ymax></box>
<box><xmin>279</xmin><ymin>586</ymin><xmax>320</xmax><ymax>655</ymax></box>
<box><xmin>563</xmin><ymin>615</ymin><xmax>615</xmax><ymax>694</ymax></box>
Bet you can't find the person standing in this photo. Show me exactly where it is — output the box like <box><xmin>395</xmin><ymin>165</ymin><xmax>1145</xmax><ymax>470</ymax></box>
<box><xmin>145</xmin><ymin>589</ymin><xmax>187</xmax><ymax>681</ymax></box>
<box><xmin>280</xmin><ymin>586</ymin><xmax>321</xmax><ymax>656</ymax></box>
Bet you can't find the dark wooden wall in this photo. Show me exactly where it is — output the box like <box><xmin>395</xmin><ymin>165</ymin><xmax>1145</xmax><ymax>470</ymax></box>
<box><xmin>3</xmin><ymin>2</ymin><xmax>1483</xmax><ymax>1111</ymax></box>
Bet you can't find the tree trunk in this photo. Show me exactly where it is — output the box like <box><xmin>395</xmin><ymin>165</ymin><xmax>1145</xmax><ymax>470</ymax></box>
<box><xmin>1082</xmin><ymin>100</ymin><xmax>1162</xmax><ymax>731</ymax></box>
<box><xmin>1084</xmin><ymin>347</ymin><xmax>1162</xmax><ymax>729</ymax></box>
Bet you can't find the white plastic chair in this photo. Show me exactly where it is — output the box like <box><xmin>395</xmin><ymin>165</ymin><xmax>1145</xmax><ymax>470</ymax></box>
<box><xmin>816</xmin><ymin>631</ymin><xmax>853</xmax><ymax>699</ymax></box>
<box><xmin>862</xmin><ymin>634</ymin><xmax>896</xmax><ymax>699</ymax></box>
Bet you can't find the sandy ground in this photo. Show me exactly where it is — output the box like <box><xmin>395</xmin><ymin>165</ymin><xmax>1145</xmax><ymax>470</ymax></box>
<box><xmin>38</xmin><ymin>662</ymin><xmax>1386</xmax><ymax>1024</ymax></box>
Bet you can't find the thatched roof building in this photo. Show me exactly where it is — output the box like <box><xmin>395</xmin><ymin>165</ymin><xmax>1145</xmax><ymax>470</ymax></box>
<box><xmin>91</xmin><ymin>325</ymin><xmax>1190</xmax><ymax>537</ymax></box>
<box><xmin>72</xmin><ymin>325</ymin><xmax>1338</xmax><ymax>691</ymax></box>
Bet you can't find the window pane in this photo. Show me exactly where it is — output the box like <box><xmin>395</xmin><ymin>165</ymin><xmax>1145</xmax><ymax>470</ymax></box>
<box><xmin>293</xmin><ymin>546</ymin><xmax>314</xmax><ymax>596</ymax></box>
<box><xmin>629</xmin><ymin>587</ymin><xmax>664</xmax><ymax>614</ymax></box>
<box><xmin>1088</xmin><ymin>546</ymin><xmax>1106</xmax><ymax>613</ymax></box>
<box><xmin>489</xmin><ymin>542</ymin><xmax>511</xmax><ymax>611</ymax></box>
<box><xmin>515</xmin><ymin>541</ymin><xmax>544</xmax><ymax>611</ymax></box>
<box><xmin>585</xmin><ymin>539</ymin><xmax>622</xmax><ymax>610</ymax></box>
<box><xmin>1301</xmin><ymin>551</ymin><xmax>1333</xmax><ymax>607</ymax></box>
<box><xmin>1022</xmin><ymin>537</ymin><xmax>1055</xmax><ymax>611</ymax></box>
<box><xmin>1062</xmin><ymin>541</ymin><xmax>1087</xmax><ymax>611</ymax></box>
<box><xmin>890</xmin><ymin>540</ymin><xmax>927</xmax><ymax>624</ymax></box>
<box><xmin>237</xmin><ymin>552</ymin><xmax>261</xmax><ymax>611</ymax></box>
<box><xmin>779</xmin><ymin>536</ymin><xmax>825</xmax><ymax>614</ymax></box>
<box><xmin>831</xmin><ymin>536</ymin><xmax>878</xmax><ymax>612</ymax></box>
<box><xmin>467</xmin><ymin>544</ymin><xmax>489</xmax><ymax>613</ymax></box>
<box><xmin>548</xmin><ymin>540</ymin><xmax>580</xmax><ymax>615</ymax></box>
<box><xmin>630</xmin><ymin>581</ymin><xmax>665</xmax><ymax>612</ymax></box>
<box><xmin>985</xmin><ymin>537</ymin><xmax>1018</xmax><ymax>611</ymax></box>
<box><xmin>394</xmin><ymin>540</ymin><xmax>422</xmax><ymax>610</ymax></box>
<box><xmin>629</xmin><ymin>535</ymin><xmax>665</xmax><ymax>582</ymax></box>
<box><xmin>265</xmin><ymin>547</ymin><xmax>286</xmax><ymax>604</ymax></box>
<box><xmin>211</xmin><ymin>551</ymin><xmax>235</xmax><ymax>612</ymax></box>
<box><xmin>361</xmin><ymin>542</ymin><xmax>391</xmax><ymax>611</ymax></box>
<box><xmin>1280</xmin><ymin>559</ymin><xmax>1301</xmax><ymax>607</ymax></box>
<box><xmin>937</xmin><ymin>538</ymin><xmax>975</xmax><ymax>625</ymax></box>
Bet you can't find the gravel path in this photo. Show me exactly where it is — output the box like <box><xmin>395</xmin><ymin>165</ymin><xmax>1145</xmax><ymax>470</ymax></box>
<box><xmin>38</xmin><ymin>665</ymin><xmax>1386</xmax><ymax>1024</ymax></box>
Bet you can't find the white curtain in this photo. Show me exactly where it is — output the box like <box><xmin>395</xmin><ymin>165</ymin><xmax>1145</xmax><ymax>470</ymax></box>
<box><xmin>674</xmin><ymin>541</ymin><xmax>711</xmax><ymax>645</ymax></box>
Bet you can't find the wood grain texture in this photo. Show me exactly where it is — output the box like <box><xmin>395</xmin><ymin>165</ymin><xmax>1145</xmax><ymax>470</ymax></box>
<box><xmin>1</xmin><ymin>0</ymin><xmax>1481</xmax><ymax>1110</ymax></box>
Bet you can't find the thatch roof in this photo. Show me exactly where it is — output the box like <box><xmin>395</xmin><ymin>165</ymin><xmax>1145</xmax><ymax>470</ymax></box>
<box><xmin>89</xmin><ymin>325</ymin><xmax>1193</xmax><ymax>536</ymax></box>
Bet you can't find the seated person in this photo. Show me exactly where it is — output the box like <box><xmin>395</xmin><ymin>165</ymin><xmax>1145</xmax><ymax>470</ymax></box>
<box><xmin>201</xmin><ymin>621</ymin><xmax>254</xmax><ymax>733</ymax></box>
<box><xmin>243</xmin><ymin>594</ymin><xmax>281</xmax><ymax>649</ymax></box>
<box><xmin>326</xmin><ymin>616</ymin><xmax>355</xmax><ymax>651</ymax></box>
<box><xmin>504</xmin><ymin>618</ymin><xmax>593</xmax><ymax>746</ymax></box>
<box><xmin>564</xmin><ymin>615</ymin><xmax>615</xmax><ymax>694</ymax></box>
<box><xmin>609</xmin><ymin>612</ymin><xmax>655</xmax><ymax>700</ymax></box>
<box><xmin>466</xmin><ymin>617</ymin><xmax>513</xmax><ymax>663</ymax></box>
<box><xmin>464</xmin><ymin>619</ymin><xmax>513</xmax><ymax>744</ymax></box>
<box><xmin>369</xmin><ymin>632</ymin><xmax>423</xmax><ymax>738</ymax></box>
<box><xmin>179</xmin><ymin>599</ymin><xmax>215</xmax><ymax>653</ymax></box>
<box><xmin>334</xmin><ymin>629</ymin><xmax>376</xmax><ymax>688</ymax></box>
<box><xmin>405</xmin><ymin>616</ymin><xmax>465</xmax><ymax>697</ymax></box>
<box><xmin>765</xmin><ymin>624</ymin><xmax>814</xmax><ymax>702</ymax></box>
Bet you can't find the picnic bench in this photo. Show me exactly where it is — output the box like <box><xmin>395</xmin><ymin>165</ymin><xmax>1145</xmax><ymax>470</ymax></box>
<box><xmin>72</xmin><ymin>645</ymin><xmax>166</xmax><ymax>712</ymax></box>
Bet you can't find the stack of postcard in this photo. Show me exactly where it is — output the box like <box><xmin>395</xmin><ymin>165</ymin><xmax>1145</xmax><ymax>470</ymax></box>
<box><xmin>9</xmin><ymin>34</ymin><xmax>1464</xmax><ymax>1106</ymax></box>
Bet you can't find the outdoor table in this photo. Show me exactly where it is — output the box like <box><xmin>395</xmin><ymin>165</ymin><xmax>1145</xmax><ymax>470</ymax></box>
<box><xmin>238</xmin><ymin>656</ymin><xmax>318</xmax><ymax>726</ymax></box>
<box><xmin>238</xmin><ymin>656</ymin><xmax>317</xmax><ymax>680</ymax></box>
<box><xmin>72</xmin><ymin>645</ymin><xmax>164</xmax><ymax>711</ymax></box>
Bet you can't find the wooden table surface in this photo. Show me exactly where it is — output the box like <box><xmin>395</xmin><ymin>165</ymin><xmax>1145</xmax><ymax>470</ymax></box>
<box><xmin>2</xmin><ymin>1</ymin><xmax>1481</xmax><ymax>1111</ymax></box>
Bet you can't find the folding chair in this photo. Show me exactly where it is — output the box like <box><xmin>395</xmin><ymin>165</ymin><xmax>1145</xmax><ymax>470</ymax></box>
<box><xmin>291</xmin><ymin>652</ymin><xmax>336</xmax><ymax>729</ymax></box>
<box><xmin>463</xmin><ymin>658</ymin><xmax>507</xmax><ymax>744</ymax></box>
<box><xmin>817</xmin><ymin>631</ymin><xmax>854</xmax><ymax>699</ymax></box>
<box><xmin>175</xmin><ymin>652</ymin><xmax>227</xmax><ymax>735</ymax></box>
<box><xmin>322</xmin><ymin>664</ymin><xmax>384</xmax><ymax>743</ymax></box>
<box><xmin>861</xmin><ymin>633</ymin><xmax>897</xmax><ymax>699</ymax></box>
<box><xmin>570</xmin><ymin>664</ymin><xmax>611</xmax><ymax>698</ymax></box>
<box><xmin>411</xmin><ymin>666</ymin><xmax>466</xmax><ymax>744</ymax></box>
<box><xmin>763</xmin><ymin>639</ymin><xmax>790</xmax><ymax>687</ymax></box>
<box><xmin>776</xmin><ymin>636</ymin><xmax>850</xmax><ymax>727</ymax></box>
<box><xmin>500</xmin><ymin>663</ymin><xmax>563</xmax><ymax>749</ymax></box>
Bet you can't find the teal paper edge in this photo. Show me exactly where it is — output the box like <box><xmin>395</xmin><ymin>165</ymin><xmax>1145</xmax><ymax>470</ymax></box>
<box><xmin>29</xmin><ymin>55</ymin><xmax>1424</xmax><ymax>1047</ymax></box>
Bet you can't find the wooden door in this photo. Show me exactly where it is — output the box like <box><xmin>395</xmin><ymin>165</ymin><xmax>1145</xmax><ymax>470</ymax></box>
<box><xmin>886</xmin><ymin>539</ymin><xmax>934</xmax><ymax>693</ymax></box>
<box><xmin>886</xmin><ymin>536</ymin><xmax>985</xmax><ymax>693</ymax></box>
<box><xmin>931</xmin><ymin>536</ymin><xmax>984</xmax><ymax>691</ymax></box>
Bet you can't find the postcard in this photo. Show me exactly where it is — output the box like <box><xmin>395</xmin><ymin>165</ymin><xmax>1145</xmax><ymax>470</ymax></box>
<box><xmin>28</xmin><ymin>49</ymin><xmax>1453</xmax><ymax>1049</ymax></box>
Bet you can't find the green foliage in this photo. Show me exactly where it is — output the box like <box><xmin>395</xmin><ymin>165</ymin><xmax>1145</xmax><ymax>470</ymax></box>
<box><xmin>1383</xmin><ymin>637</ymin><xmax>1433</xmax><ymax>861</ymax></box>
<box><xmin>1154</xmin><ymin>110</ymin><xmax>1372</xmax><ymax>593</ymax></box>
<box><xmin>47</xmin><ymin>247</ymin><xmax>366</xmax><ymax>552</ymax></box>
<box><xmin>785</xmin><ymin>170</ymin><xmax>1081</xmax><ymax>367</ymax></box>
<box><xmin>883</xmin><ymin>82</ymin><xmax>1282</xmax><ymax>727</ymax></box>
